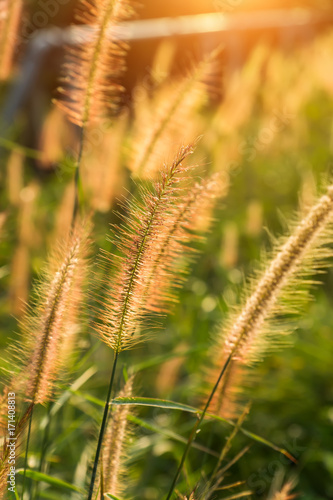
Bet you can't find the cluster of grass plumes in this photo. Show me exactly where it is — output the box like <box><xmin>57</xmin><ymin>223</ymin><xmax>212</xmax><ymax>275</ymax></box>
<box><xmin>96</xmin><ymin>145</ymin><xmax>226</xmax><ymax>352</ymax></box>
<box><xmin>2</xmin><ymin>6</ymin><xmax>333</xmax><ymax>499</ymax></box>
<box><xmin>87</xmin><ymin>144</ymin><xmax>227</xmax><ymax>498</ymax></box>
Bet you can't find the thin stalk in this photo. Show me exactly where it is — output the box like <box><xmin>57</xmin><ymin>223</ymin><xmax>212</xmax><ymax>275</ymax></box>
<box><xmin>202</xmin><ymin>406</ymin><xmax>249</xmax><ymax>500</ymax></box>
<box><xmin>33</xmin><ymin>401</ymin><xmax>52</xmax><ymax>500</ymax></box>
<box><xmin>71</xmin><ymin>126</ymin><xmax>85</xmax><ymax>227</ymax></box>
<box><xmin>213</xmin><ymin>405</ymin><xmax>248</xmax><ymax>478</ymax></box>
<box><xmin>21</xmin><ymin>403</ymin><xmax>34</xmax><ymax>499</ymax></box>
<box><xmin>88</xmin><ymin>351</ymin><xmax>119</xmax><ymax>500</ymax></box>
<box><xmin>165</xmin><ymin>353</ymin><xmax>233</xmax><ymax>500</ymax></box>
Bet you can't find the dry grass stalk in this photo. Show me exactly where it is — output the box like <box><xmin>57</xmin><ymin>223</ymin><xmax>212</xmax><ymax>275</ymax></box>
<box><xmin>208</xmin><ymin>185</ymin><xmax>333</xmax><ymax>417</ymax></box>
<box><xmin>11</xmin><ymin>223</ymin><xmax>88</xmax><ymax>405</ymax></box>
<box><xmin>55</xmin><ymin>0</ymin><xmax>134</xmax><ymax>127</ymax></box>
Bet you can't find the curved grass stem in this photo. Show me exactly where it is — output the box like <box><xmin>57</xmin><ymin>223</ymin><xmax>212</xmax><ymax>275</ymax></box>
<box><xmin>165</xmin><ymin>353</ymin><xmax>233</xmax><ymax>500</ymax></box>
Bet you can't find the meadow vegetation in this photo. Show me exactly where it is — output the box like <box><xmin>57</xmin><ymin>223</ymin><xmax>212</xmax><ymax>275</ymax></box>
<box><xmin>1</xmin><ymin>2</ymin><xmax>333</xmax><ymax>499</ymax></box>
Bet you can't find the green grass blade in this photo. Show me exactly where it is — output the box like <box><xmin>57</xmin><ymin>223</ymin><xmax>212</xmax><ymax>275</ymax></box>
<box><xmin>16</xmin><ymin>469</ymin><xmax>84</xmax><ymax>493</ymax></box>
<box><xmin>113</xmin><ymin>397</ymin><xmax>296</xmax><ymax>461</ymax></box>
<box><xmin>113</xmin><ymin>396</ymin><xmax>199</xmax><ymax>413</ymax></box>
<box><xmin>0</xmin><ymin>136</ymin><xmax>42</xmax><ymax>159</ymax></box>
<box><xmin>50</xmin><ymin>366</ymin><xmax>97</xmax><ymax>420</ymax></box>
<box><xmin>128</xmin><ymin>415</ymin><xmax>219</xmax><ymax>458</ymax></box>
<box><xmin>70</xmin><ymin>391</ymin><xmax>295</xmax><ymax>461</ymax></box>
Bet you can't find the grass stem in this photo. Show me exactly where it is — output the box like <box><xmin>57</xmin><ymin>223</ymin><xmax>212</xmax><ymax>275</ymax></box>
<box><xmin>165</xmin><ymin>353</ymin><xmax>232</xmax><ymax>500</ymax></box>
<box><xmin>88</xmin><ymin>351</ymin><xmax>119</xmax><ymax>500</ymax></box>
<box><xmin>71</xmin><ymin>126</ymin><xmax>85</xmax><ymax>228</ymax></box>
<box><xmin>21</xmin><ymin>403</ymin><xmax>34</xmax><ymax>500</ymax></box>
<box><xmin>33</xmin><ymin>401</ymin><xmax>52</xmax><ymax>499</ymax></box>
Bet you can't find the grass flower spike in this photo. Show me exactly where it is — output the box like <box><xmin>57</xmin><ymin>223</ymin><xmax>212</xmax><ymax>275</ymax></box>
<box><xmin>166</xmin><ymin>184</ymin><xmax>333</xmax><ymax>498</ymax></box>
<box><xmin>55</xmin><ymin>0</ymin><xmax>135</xmax><ymax>223</ymax></box>
<box><xmin>98</xmin><ymin>377</ymin><xmax>134</xmax><ymax>497</ymax></box>
<box><xmin>97</xmin><ymin>145</ymin><xmax>194</xmax><ymax>352</ymax></box>
<box><xmin>143</xmin><ymin>172</ymin><xmax>227</xmax><ymax>314</ymax></box>
<box><xmin>208</xmin><ymin>185</ymin><xmax>333</xmax><ymax>417</ymax></box>
<box><xmin>89</xmin><ymin>145</ymin><xmax>226</xmax><ymax>498</ymax></box>
<box><xmin>12</xmin><ymin>223</ymin><xmax>88</xmax><ymax>405</ymax></box>
<box><xmin>97</xmin><ymin>146</ymin><xmax>226</xmax><ymax>353</ymax></box>
<box><xmin>56</xmin><ymin>0</ymin><xmax>134</xmax><ymax>127</ymax></box>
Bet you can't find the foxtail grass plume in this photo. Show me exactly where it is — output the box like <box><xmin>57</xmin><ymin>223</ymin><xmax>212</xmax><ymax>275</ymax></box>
<box><xmin>130</xmin><ymin>49</ymin><xmax>220</xmax><ymax>178</ymax></box>
<box><xmin>0</xmin><ymin>0</ymin><xmax>22</xmax><ymax>80</ymax></box>
<box><xmin>207</xmin><ymin>184</ymin><xmax>333</xmax><ymax>418</ymax></box>
<box><xmin>96</xmin><ymin>145</ymin><xmax>226</xmax><ymax>353</ymax></box>
<box><xmin>143</xmin><ymin>172</ymin><xmax>227</xmax><ymax>314</ymax></box>
<box><xmin>97</xmin><ymin>376</ymin><xmax>134</xmax><ymax>497</ymax></box>
<box><xmin>55</xmin><ymin>0</ymin><xmax>134</xmax><ymax>127</ymax></box>
<box><xmin>11</xmin><ymin>223</ymin><xmax>89</xmax><ymax>405</ymax></box>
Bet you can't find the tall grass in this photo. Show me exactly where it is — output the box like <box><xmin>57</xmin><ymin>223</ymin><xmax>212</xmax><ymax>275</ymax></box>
<box><xmin>0</xmin><ymin>4</ymin><xmax>333</xmax><ymax>500</ymax></box>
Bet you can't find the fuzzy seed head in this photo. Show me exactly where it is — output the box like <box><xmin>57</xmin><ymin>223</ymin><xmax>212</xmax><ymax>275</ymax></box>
<box><xmin>11</xmin><ymin>224</ymin><xmax>89</xmax><ymax>405</ymax></box>
<box><xmin>101</xmin><ymin>377</ymin><xmax>134</xmax><ymax>496</ymax></box>
<box><xmin>55</xmin><ymin>0</ymin><xmax>134</xmax><ymax>127</ymax></box>
<box><xmin>207</xmin><ymin>186</ymin><xmax>333</xmax><ymax>418</ymax></box>
<box><xmin>95</xmin><ymin>146</ymin><xmax>227</xmax><ymax>353</ymax></box>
